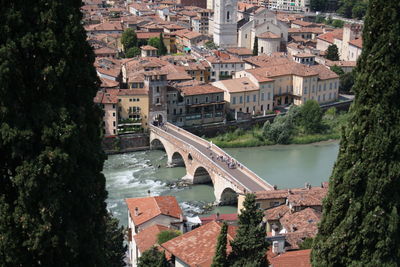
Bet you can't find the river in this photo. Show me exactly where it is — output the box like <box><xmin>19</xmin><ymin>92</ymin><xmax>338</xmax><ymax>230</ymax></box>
<box><xmin>103</xmin><ymin>141</ymin><xmax>339</xmax><ymax>226</ymax></box>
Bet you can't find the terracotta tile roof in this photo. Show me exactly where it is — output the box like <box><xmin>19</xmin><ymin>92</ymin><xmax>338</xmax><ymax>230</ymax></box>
<box><xmin>206</xmin><ymin>52</ymin><xmax>244</xmax><ymax>64</ymax></box>
<box><xmin>179</xmin><ymin>84</ymin><xmax>224</xmax><ymax>96</ymax></box>
<box><xmin>214</xmin><ymin>77</ymin><xmax>261</xmax><ymax>92</ymax></box>
<box><xmin>280</xmin><ymin>208</ymin><xmax>321</xmax><ymax>233</ymax></box>
<box><xmin>174</xmin><ymin>29</ymin><xmax>203</xmax><ymax>40</ymax></box>
<box><xmin>316</xmin><ymin>29</ymin><xmax>343</xmax><ymax>44</ymax></box>
<box><xmin>255</xmin><ymin>190</ymin><xmax>290</xmax><ymax>200</ymax></box>
<box><xmin>134</xmin><ymin>224</ymin><xmax>170</xmax><ymax>253</ymax></box>
<box><xmin>293</xmin><ymin>53</ymin><xmax>315</xmax><ymax>58</ymax></box>
<box><xmin>264</xmin><ymin>205</ymin><xmax>290</xmax><ymax>221</ymax></box>
<box><xmin>125</xmin><ymin>196</ymin><xmax>182</xmax><ymax>226</ymax></box>
<box><xmin>136</xmin><ymin>31</ymin><xmax>161</xmax><ymax>39</ymax></box>
<box><xmin>310</xmin><ymin>65</ymin><xmax>339</xmax><ymax>80</ymax></box>
<box><xmin>292</xmin><ymin>20</ymin><xmax>314</xmax><ymax>27</ymax></box>
<box><xmin>269</xmin><ymin>249</ymin><xmax>311</xmax><ymax>267</ymax></box>
<box><xmin>226</xmin><ymin>47</ymin><xmax>253</xmax><ymax>56</ymax></box>
<box><xmin>244</xmin><ymin>54</ymin><xmax>292</xmax><ymax>68</ymax></box>
<box><xmin>161</xmin><ymin>221</ymin><xmax>236</xmax><ymax>266</ymax></box>
<box><xmin>247</xmin><ymin>63</ymin><xmax>318</xmax><ymax>81</ymax></box>
<box><xmin>94</xmin><ymin>46</ymin><xmax>117</xmax><ymax>55</ymax></box>
<box><xmin>117</xmin><ymin>89</ymin><xmax>148</xmax><ymax>96</ymax></box>
<box><xmin>349</xmin><ymin>38</ymin><xmax>363</xmax><ymax>48</ymax></box>
<box><xmin>200</xmin><ymin>213</ymin><xmax>238</xmax><ymax>224</ymax></box>
<box><xmin>87</xmin><ymin>21</ymin><xmax>123</xmax><ymax>31</ymax></box>
<box><xmin>94</xmin><ymin>89</ymin><xmax>119</xmax><ymax>104</ymax></box>
<box><xmin>326</xmin><ymin>60</ymin><xmax>357</xmax><ymax>67</ymax></box>
<box><xmin>141</xmin><ymin>45</ymin><xmax>158</xmax><ymax>50</ymax></box>
<box><xmin>258</xmin><ymin>31</ymin><xmax>281</xmax><ymax>39</ymax></box>
<box><xmin>100</xmin><ymin>77</ymin><xmax>119</xmax><ymax>88</ymax></box>
<box><xmin>288</xmin><ymin>27</ymin><xmax>324</xmax><ymax>34</ymax></box>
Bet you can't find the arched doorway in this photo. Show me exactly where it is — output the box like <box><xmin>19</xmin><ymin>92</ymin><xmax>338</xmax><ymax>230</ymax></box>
<box><xmin>171</xmin><ymin>152</ymin><xmax>185</xmax><ymax>167</ymax></box>
<box><xmin>193</xmin><ymin>166</ymin><xmax>212</xmax><ymax>184</ymax></box>
<box><xmin>220</xmin><ymin>188</ymin><xmax>238</xmax><ymax>205</ymax></box>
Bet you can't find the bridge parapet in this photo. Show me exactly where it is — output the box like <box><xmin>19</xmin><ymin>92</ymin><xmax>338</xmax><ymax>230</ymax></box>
<box><xmin>164</xmin><ymin>123</ymin><xmax>274</xmax><ymax>191</ymax></box>
<box><xmin>150</xmin><ymin>124</ymin><xmax>249</xmax><ymax>193</ymax></box>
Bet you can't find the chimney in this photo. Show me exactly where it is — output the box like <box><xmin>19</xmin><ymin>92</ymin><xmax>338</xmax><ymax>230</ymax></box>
<box><xmin>147</xmin><ymin>190</ymin><xmax>151</xmax><ymax>196</ymax></box>
<box><xmin>216</xmin><ymin>212</ymin><xmax>220</xmax><ymax>221</ymax></box>
<box><xmin>273</xmin><ymin>185</ymin><xmax>277</xmax><ymax>190</ymax></box>
<box><xmin>134</xmin><ymin>207</ymin><xmax>139</xmax><ymax>216</ymax></box>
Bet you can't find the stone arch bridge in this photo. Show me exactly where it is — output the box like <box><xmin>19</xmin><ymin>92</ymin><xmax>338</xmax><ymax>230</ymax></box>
<box><xmin>149</xmin><ymin>123</ymin><xmax>273</xmax><ymax>204</ymax></box>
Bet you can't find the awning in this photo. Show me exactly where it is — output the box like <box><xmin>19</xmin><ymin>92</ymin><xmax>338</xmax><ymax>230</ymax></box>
<box><xmin>184</xmin><ymin>47</ymin><xmax>191</xmax><ymax>52</ymax></box>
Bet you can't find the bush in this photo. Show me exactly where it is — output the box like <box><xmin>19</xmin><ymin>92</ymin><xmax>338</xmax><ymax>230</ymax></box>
<box><xmin>157</xmin><ymin>230</ymin><xmax>181</xmax><ymax>244</ymax></box>
<box><xmin>125</xmin><ymin>47</ymin><xmax>141</xmax><ymax>58</ymax></box>
<box><xmin>264</xmin><ymin>115</ymin><xmax>294</xmax><ymax>144</ymax></box>
<box><xmin>298</xmin><ymin>100</ymin><xmax>323</xmax><ymax>134</ymax></box>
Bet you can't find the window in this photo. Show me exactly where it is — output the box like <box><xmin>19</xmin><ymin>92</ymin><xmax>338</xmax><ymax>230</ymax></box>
<box><xmin>186</xmin><ymin>99</ymin><xmax>190</xmax><ymax>104</ymax></box>
<box><xmin>267</xmin><ymin>92</ymin><xmax>271</xmax><ymax>100</ymax></box>
<box><xmin>156</xmin><ymin>98</ymin><xmax>160</xmax><ymax>104</ymax></box>
<box><xmin>180</xmin><ymin>108</ymin><xmax>182</xmax><ymax>114</ymax></box>
<box><xmin>195</xmin><ymin>98</ymin><xmax>198</xmax><ymax>104</ymax></box>
<box><xmin>240</xmin><ymin>96</ymin><xmax>243</xmax><ymax>103</ymax></box>
<box><xmin>304</xmin><ymin>87</ymin><xmax>307</xmax><ymax>94</ymax></box>
<box><xmin>304</xmin><ymin>97</ymin><xmax>307</xmax><ymax>102</ymax></box>
<box><xmin>227</xmin><ymin>11</ymin><xmax>230</xmax><ymax>21</ymax></box>
<box><xmin>113</xmin><ymin>129</ymin><xmax>116</xmax><ymax>134</ymax></box>
<box><xmin>261</xmin><ymin>92</ymin><xmax>265</xmax><ymax>101</ymax></box>
<box><xmin>246</xmin><ymin>95</ymin><xmax>250</xmax><ymax>103</ymax></box>
<box><xmin>233</xmin><ymin>96</ymin><xmax>236</xmax><ymax>104</ymax></box>
<box><xmin>245</xmin><ymin>34</ymin><xmax>248</xmax><ymax>39</ymax></box>
<box><xmin>261</xmin><ymin>105</ymin><xmax>263</xmax><ymax>111</ymax></box>
<box><xmin>173</xmin><ymin>109</ymin><xmax>176</xmax><ymax>115</ymax></box>
<box><xmin>324</xmin><ymin>84</ymin><xmax>326</xmax><ymax>91</ymax></box>
<box><xmin>261</xmin><ymin>47</ymin><xmax>264</xmax><ymax>53</ymax></box>
<box><xmin>319</xmin><ymin>85</ymin><xmax>321</xmax><ymax>91</ymax></box>
<box><xmin>113</xmin><ymin>121</ymin><xmax>115</xmax><ymax>126</ymax></box>
<box><xmin>112</xmin><ymin>104</ymin><xmax>115</xmax><ymax>108</ymax></box>
<box><xmin>205</xmin><ymin>96</ymin><xmax>208</xmax><ymax>102</ymax></box>
<box><xmin>253</xmin><ymin>94</ymin><xmax>256</xmax><ymax>102</ymax></box>
<box><xmin>318</xmin><ymin>95</ymin><xmax>320</xmax><ymax>102</ymax></box>
<box><xmin>137</xmin><ymin>98</ymin><xmax>139</xmax><ymax>102</ymax></box>
<box><xmin>312</xmin><ymin>85</ymin><xmax>315</xmax><ymax>93</ymax></box>
<box><xmin>334</xmin><ymin>82</ymin><xmax>337</xmax><ymax>89</ymax></box>
<box><xmin>329</xmin><ymin>92</ymin><xmax>332</xmax><ymax>99</ymax></box>
<box><xmin>112</xmin><ymin>112</ymin><xmax>115</xmax><ymax>117</ymax></box>
<box><xmin>216</xmin><ymin>95</ymin><xmax>220</xmax><ymax>101</ymax></box>
<box><xmin>329</xmin><ymin>83</ymin><xmax>332</xmax><ymax>90</ymax></box>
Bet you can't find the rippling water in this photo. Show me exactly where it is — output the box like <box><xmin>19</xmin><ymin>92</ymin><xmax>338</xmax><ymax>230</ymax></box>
<box><xmin>103</xmin><ymin>141</ymin><xmax>340</xmax><ymax>226</ymax></box>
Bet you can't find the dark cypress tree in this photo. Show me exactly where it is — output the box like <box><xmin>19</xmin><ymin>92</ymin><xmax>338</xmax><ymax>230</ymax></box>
<box><xmin>326</xmin><ymin>44</ymin><xmax>339</xmax><ymax>61</ymax></box>
<box><xmin>159</xmin><ymin>33</ymin><xmax>168</xmax><ymax>56</ymax></box>
<box><xmin>253</xmin><ymin>37</ymin><xmax>258</xmax><ymax>56</ymax></box>
<box><xmin>312</xmin><ymin>1</ymin><xmax>400</xmax><ymax>266</ymax></box>
<box><xmin>0</xmin><ymin>0</ymin><xmax>123</xmax><ymax>265</ymax></box>
<box><xmin>228</xmin><ymin>194</ymin><xmax>269</xmax><ymax>266</ymax></box>
<box><xmin>211</xmin><ymin>222</ymin><xmax>228</xmax><ymax>267</ymax></box>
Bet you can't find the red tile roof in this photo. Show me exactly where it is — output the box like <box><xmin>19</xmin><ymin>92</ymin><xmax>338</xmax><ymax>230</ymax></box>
<box><xmin>134</xmin><ymin>224</ymin><xmax>170</xmax><ymax>253</ymax></box>
<box><xmin>317</xmin><ymin>29</ymin><xmax>343</xmax><ymax>44</ymax></box>
<box><xmin>269</xmin><ymin>249</ymin><xmax>311</xmax><ymax>267</ymax></box>
<box><xmin>258</xmin><ymin>31</ymin><xmax>281</xmax><ymax>39</ymax></box>
<box><xmin>179</xmin><ymin>84</ymin><xmax>224</xmax><ymax>96</ymax></box>
<box><xmin>125</xmin><ymin>196</ymin><xmax>182</xmax><ymax>226</ymax></box>
<box><xmin>200</xmin><ymin>213</ymin><xmax>238</xmax><ymax>224</ymax></box>
<box><xmin>161</xmin><ymin>221</ymin><xmax>236</xmax><ymax>266</ymax></box>
<box><xmin>349</xmin><ymin>38</ymin><xmax>363</xmax><ymax>48</ymax></box>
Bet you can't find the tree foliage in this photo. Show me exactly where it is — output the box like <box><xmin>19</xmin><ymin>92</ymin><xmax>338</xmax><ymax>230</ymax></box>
<box><xmin>298</xmin><ymin>100</ymin><xmax>323</xmax><ymax>134</ymax></box>
<box><xmin>121</xmin><ymin>28</ymin><xmax>138</xmax><ymax>51</ymax></box>
<box><xmin>125</xmin><ymin>46</ymin><xmax>141</xmax><ymax>58</ymax></box>
<box><xmin>312</xmin><ymin>1</ymin><xmax>400</xmax><ymax>266</ymax></box>
<box><xmin>138</xmin><ymin>247</ymin><xmax>168</xmax><ymax>267</ymax></box>
<box><xmin>148</xmin><ymin>37</ymin><xmax>161</xmax><ymax>50</ymax></box>
<box><xmin>156</xmin><ymin>230</ymin><xmax>181</xmax><ymax>244</ymax></box>
<box><xmin>104</xmin><ymin>214</ymin><xmax>127</xmax><ymax>267</ymax></box>
<box><xmin>253</xmin><ymin>37</ymin><xmax>258</xmax><ymax>56</ymax></box>
<box><xmin>211</xmin><ymin>222</ymin><xmax>228</xmax><ymax>267</ymax></box>
<box><xmin>330</xmin><ymin>65</ymin><xmax>345</xmax><ymax>76</ymax></box>
<box><xmin>337</xmin><ymin>0</ymin><xmax>368</xmax><ymax>19</ymax></box>
<box><xmin>159</xmin><ymin>33</ymin><xmax>168</xmax><ymax>55</ymax></box>
<box><xmin>0</xmin><ymin>0</ymin><xmax>124</xmax><ymax>266</ymax></box>
<box><xmin>228</xmin><ymin>194</ymin><xmax>269</xmax><ymax>266</ymax></box>
<box><xmin>205</xmin><ymin>40</ymin><xmax>218</xmax><ymax>50</ymax></box>
<box><xmin>339</xmin><ymin>70</ymin><xmax>355</xmax><ymax>93</ymax></box>
<box><xmin>326</xmin><ymin>44</ymin><xmax>340</xmax><ymax>61</ymax></box>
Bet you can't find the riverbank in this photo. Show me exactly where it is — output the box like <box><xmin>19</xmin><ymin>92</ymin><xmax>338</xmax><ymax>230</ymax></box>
<box><xmin>209</xmin><ymin>108</ymin><xmax>348</xmax><ymax>148</ymax></box>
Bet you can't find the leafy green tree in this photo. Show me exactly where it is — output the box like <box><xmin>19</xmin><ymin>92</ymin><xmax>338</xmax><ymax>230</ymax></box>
<box><xmin>228</xmin><ymin>194</ymin><xmax>269</xmax><ymax>266</ymax></box>
<box><xmin>125</xmin><ymin>46</ymin><xmax>141</xmax><ymax>58</ymax></box>
<box><xmin>159</xmin><ymin>33</ymin><xmax>168</xmax><ymax>55</ymax></box>
<box><xmin>253</xmin><ymin>37</ymin><xmax>258</xmax><ymax>56</ymax></box>
<box><xmin>298</xmin><ymin>100</ymin><xmax>323</xmax><ymax>134</ymax></box>
<box><xmin>205</xmin><ymin>40</ymin><xmax>218</xmax><ymax>50</ymax></box>
<box><xmin>105</xmin><ymin>214</ymin><xmax>127</xmax><ymax>267</ymax></box>
<box><xmin>299</xmin><ymin>237</ymin><xmax>314</xmax><ymax>250</ymax></box>
<box><xmin>339</xmin><ymin>70</ymin><xmax>355</xmax><ymax>93</ymax></box>
<box><xmin>310</xmin><ymin>0</ymin><xmax>327</xmax><ymax>11</ymax></box>
<box><xmin>156</xmin><ymin>230</ymin><xmax>181</xmax><ymax>244</ymax></box>
<box><xmin>264</xmin><ymin>114</ymin><xmax>295</xmax><ymax>144</ymax></box>
<box><xmin>330</xmin><ymin>65</ymin><xmax>344</xmax><ymax>75</ymax></box>
<box><xmin>121</xmin><ymin>28</ymin><xmax>138</xmax><ymax>51</ymax></box>
<box><xmin>312</xmin><ymin>1</ymin><xmax>400</xmax><ymax>266</ymax></box>
<box><xmin>211</xmin><ymin>222</ymin><xmax>228</xmax><ymax>267</ymax></box>
<box><xmin>352</xmin><ymin>1</ymin><xmax>368</xmax><ymax>19</ymax></box>
<box><xmin>138</xmin><ymin>247</ymin><xmax>168</xmax><ymax>267</ymax></box>
<box><xmin>148</xmin><ymin>37</ymin><xmax>161</xmax><ymax>50</ymax></box>
<box><xmin>0</xmin><ymin>0</ymin><xmax>124</xmax><ymax>266</ymax></box>
<box><xmin>332</xmin><ymin>19</ymin><xmax>345</xmax><ymax>28</ymax></box>
<box><xmin>326</xmin><ymin>44</ymin><xmax>340</xmax><ymax>61</ymax></box>
<box><xmin>315</xmin><ymin>15</ymin><xmax>326</xmax><ymax>23</ymax></box>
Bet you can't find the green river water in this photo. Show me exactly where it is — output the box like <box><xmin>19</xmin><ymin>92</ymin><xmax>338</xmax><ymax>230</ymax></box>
<box><xmin>103</xmin><ymin>141</ymin><xmax>339</xmax><ymax>226</ymax></box>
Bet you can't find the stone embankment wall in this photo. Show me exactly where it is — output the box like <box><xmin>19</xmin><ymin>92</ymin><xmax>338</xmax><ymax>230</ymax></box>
<box><xmin>102</xmin><ymin>133</ymin><xmax>149</xmax><ymax>154</ymax></box>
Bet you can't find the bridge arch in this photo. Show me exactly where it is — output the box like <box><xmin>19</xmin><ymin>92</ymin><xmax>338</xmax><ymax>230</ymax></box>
<box><xmin>150</xmin><ymin>138</ymin><xmax>165</xmax><ymax>151</ymax></box>
<box><xmin>192</xmin><ymin>166</ymin><xmax>213</xmax><ymax>184</ymax></box>
<box><xmin>171</xmin><ymin>151</ymin><xmax>186</xmax><ymax>167</ymax></box>
<box><xmin>220</xmin><ymin>187</ymin><xmax>238</xmax><ymax>205</ymax></box>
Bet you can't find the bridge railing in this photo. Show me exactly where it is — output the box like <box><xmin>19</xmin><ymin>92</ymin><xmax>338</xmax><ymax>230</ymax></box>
<box><xmin>150</xmin><ymin>124</ymin><xmax>249</xmax><ymax>193</ymax></box>
<box><xmin>164</xmin><ymin>122</ymin><xmax>274</xmax><ymax>191</ymax></box>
